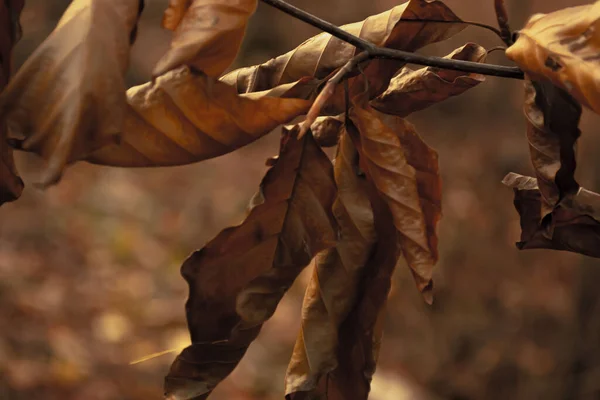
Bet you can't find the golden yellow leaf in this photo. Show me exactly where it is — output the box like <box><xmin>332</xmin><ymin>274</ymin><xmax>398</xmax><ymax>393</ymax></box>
<box><xmin>505</xmin><ymin>3</ymin><xmax>600</xmax><ymax>114</ymax></box>
<box><xmin>0</xmin><ymin>0</ymin><xmax>143</xmax><ymax>186</ymax></box>
<box><xmin>86</xmin><ymin>67</ymin><xmax>311</xmax><ymax>167</ymax></box>
<box><xmin>154</xmin><ymin>0</ymin><xmax>258</xmax><ymax>78</ymax></box>
<box><xmin>165</xmin><ymin>127</ymin><xmax>337</xmax><ymax>400</ymax></box>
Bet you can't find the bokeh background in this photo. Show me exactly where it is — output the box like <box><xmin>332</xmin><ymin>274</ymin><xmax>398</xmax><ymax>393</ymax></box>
<box><xmin>2</xmin><ymin>0</ymin><xmax>600</xmax><ymax>399</ymax></box>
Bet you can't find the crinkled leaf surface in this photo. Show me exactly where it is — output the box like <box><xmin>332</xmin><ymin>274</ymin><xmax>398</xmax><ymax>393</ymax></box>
<box><xmin>523</xmin><ymin>78</ymin><xmax>581</xmax><ymax>218</ymax></box>
<box><xmin>87</xmin><ymin>67</ymin><xmax>310</xmax><ymax>167</ymax></box>
<box><xmin>165</xmin><ymin>128</ymin><xmax>337</xmax><ymax>400</ymax></box>
<box><xmin>372</xmin><ymin>43</ymin><xmax>486</xmax><ymax>116</ymax></box>
<box><xmin>0</xmin><ymin>0</ymin><xmax>24</xmax><ymax>205</ymax></box>
<box><xmin>221</xmin><ymin>0</ymin><xmax>464</xmax><ymax>95</ymax></box>
<box><xmin>506</xmin><ymin>3</ymin><xmax>600</xmax><ymax>115</ymax></box>
<box><xmin>285</xmin><ymin>128</ymin><xmax>377</xmax><ymax>396</ymax></box>
<box><xmin>0</xmin><ymin>0</ymin><xmax>143</xmax><ymax>186</ymax></box>
<box><xmin>154</xmin><ymin>0</ymin><xmax>257</xmax><ymax>77</ymax></box>
<box><xmin>504</xmin><ymin>173</ymin><xmax>600</xmax><ymax>258</ymax></box>
<box><xmin>350</xmin><ymin>103</ymin><xmax>437</xmax><ymax>301</ymax></box>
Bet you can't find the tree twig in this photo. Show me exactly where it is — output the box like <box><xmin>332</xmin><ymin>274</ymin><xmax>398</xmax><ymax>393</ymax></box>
<box><xmin>260</xmin><ymin>0</ymin><xmax>524</xmax><ymax>80</ymax></box>
<box><xmin>298</xmin><ymin>52</ymin><xmax>370</xmax><ymax>139</ymax></box>
<box><xmin>494</xmin><ymin>0</ymin><xmax>513</xmax><ymax>46</ymax></box>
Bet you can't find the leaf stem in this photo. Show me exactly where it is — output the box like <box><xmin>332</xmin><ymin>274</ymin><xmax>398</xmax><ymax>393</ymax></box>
<box><xmin>494</xmin><ymin>0</ymin><xmax>513</xmax><ymax>46</ymax></box>
<box><xmin>259</xmin><ymin>0</ymin><xmax>524</xmax><ymax>80</ymax></box>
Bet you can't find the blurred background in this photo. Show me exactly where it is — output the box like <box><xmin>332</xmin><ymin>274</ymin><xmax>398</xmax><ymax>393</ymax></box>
<box><xmin>2</xmin><ymin>0</ymin><xmax>600</xmax><ymax>399</ymax></box>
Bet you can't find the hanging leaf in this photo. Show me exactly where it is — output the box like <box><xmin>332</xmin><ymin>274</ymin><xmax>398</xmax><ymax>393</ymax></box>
<box><xmin>165</xmin><ymin>127</ymin><xmax>337</xmax><ymax>400</ymax></box>
<box><xmin>371</xmin><ymin>43</ymin><xmax>486</xmax><ymax>116</ymax></box>
<box><xmin>220</xmin><ymin>0</ymin><xmax>465</xmax><ymax>95</ymax></box>
<box><xmin>286</xmin><ymin>128</ymin><xmax>377</xmax><ymax>396</ymax></box>
<box><xmin>503</xmin><ymin>173</ymin><xmax>600</xmax><ymax>258</ymax></box>
<box><xmin>309</xmin><ymin>115</ymin><xmax>344</xmax><ymax>147</ymax></box>
<box><xmin>0</xmin><ymin>0</ymin><xmax>24</xmax><ymax>205</ymax></box>
<box><xmin>349</xmin><ymin>102</ymin><xmax>437</xmax><ymax>302</ymax></box>
<box><xmin>0</xmin><ymin>0</ymin><xmax>143</xmax><ymax>186</ymax></box>
<box><xmin>154</xmin><ymin>0</ymin><xmax>258</xmax><ymax>77</ymax></box>
<box><xmin>86</xmin><ymin>67</ymin><xmax>310</xmax><ymax>167</ymax></box>
<box><xmin>523</xmin><ymin>78</ymin><xmax>581</xmax><ymax>218</ymax></box>
<box><xmin>505</xmin><ymin>3</ymin><xmax>600</xmax><ymax>115</ymax></box>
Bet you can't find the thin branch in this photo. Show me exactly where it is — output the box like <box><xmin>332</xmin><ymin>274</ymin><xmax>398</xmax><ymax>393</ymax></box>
<box><xmin>260</xmin><ymin>0</ymin><xmax>524</xmax><ymax>80</ymax></box>
<box><xmin>298</xmin><ymin>52</ymin><xmax>370</xmax><ymax>139</ymax></box>
<box><xmin>494</xmin><ymin>0</ymin><xmax>513</xmax><ymax>46</ymax></box>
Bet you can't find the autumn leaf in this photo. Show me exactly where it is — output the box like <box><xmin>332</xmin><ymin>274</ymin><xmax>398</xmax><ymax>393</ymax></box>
<box><xmin>523</xmin><ymin>78</ymin><xmax>581</xmax><ymax>218</ymax></box>
<box><xmin>86</xmin><ymin>67</ymin><xmax>310</xmax><ymax>167</ymax></box>
<box><xmin>371</xmin><ymin>43</ymin><xmax>486</xmax><ymax>116</ymax></box>
<box><xmin>504</xmin><ymin>172</ymin><xmax>600</xmax><ymax>258</ymax></box>
<box><xmin>0</xmin><ymin>0</ymin><xmax>24</xmax><ymax>205</ymax></box>
<box><xmin>154</xmin><ymin>0</ymin><xmax>257</xmax><ymax>78</ymax></box>
<box><xmin>165</xmin><ymin>127</ymin><xmax>337</xmax><ymax>400</ymax></box>
<box><xmin>505</xmin><ymin>3</ymin><xmax>600</xmax><ymax>115</ymax></box>
<box><xmin>0</xmin><ymin>0</ymin><xmax>143</xmax><ymax>186</ymax></box>
<box><xmin>220</xmin><ymin>0</ymin><xmax>465</xmax><ymax>95</ymax></box>
<box><xmin>349</xmin><ymin>102</ymin><xmax>438</xmax><ymax>302</ymax></box>
<box><xmin>310</xmin><ymin>115</ymin><xmax>344</xmax><ymax>148</ymax></box>
<box><xmin>286</xmin><ymin>128</ymin><xmax>377</xmax><ymax>396</ymax></box>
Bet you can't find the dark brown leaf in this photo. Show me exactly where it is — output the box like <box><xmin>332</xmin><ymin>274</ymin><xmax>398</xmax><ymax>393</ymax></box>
<box><xmin>504</xmin><ymin>173</ymin><xmax>600</xmax><ymax>258</ymax></box>
<box><xmin>0</xmin><ymin>0</ymin><xmax>24</xmax><ymax>205</ymax></box>
<box><xmin>0</xmin><ymin>0</ymin><xmax>143</xmax><ymax>186</ymax></box>
<box><xmin>350</xmin><ymin>103</ymin><xmax>438</xmax><ymax>301</ymax></box>
<box><xmin>165</xmin><ymin>128</ymin><xmax>337</xmax><ymax>400</ymax></box>
<box><xmin>154</xmin><ymin>0</ymin><xmax>257</xmax><ymax>77</ymax></box>
<box><xmin>371</xmin><ymin>43</ymin><xmax>486</xmax><ymax>117</ymax></box>
<box><xmin>86</xmin><ymin>67</ymin><xmax>311</xmax><ymax>167</ymax></box>
<box><xmin>220</xmin><ymin>0</ymin><xmax>465</xmax><ymax>96</ymax></box>
<box><xmin>523</xmin><ymin>78</ymin><xmax>581</xmax><ymax>218</ymax></box>
<box><xmin>286</xmin><ymin>128</ymin><xmax>377</xmax><ymax>396</ymax></box>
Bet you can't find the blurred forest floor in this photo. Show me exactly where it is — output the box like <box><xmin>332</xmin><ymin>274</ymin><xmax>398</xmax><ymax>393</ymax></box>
<box><xmin>2</xmin><ymin>0</ymin><xmax>600</xmax><ymax>399</ymax></box>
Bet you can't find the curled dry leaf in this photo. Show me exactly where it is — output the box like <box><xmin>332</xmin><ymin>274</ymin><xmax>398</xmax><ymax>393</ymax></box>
<box><xmin>221</xmin><ymin>0</ymin><xmax>464</xmax><ymax>95</ymax></box>
<box><xmin>0</xmin><ymin>0</ymin><xmax>24</xmax><ymax>205</ymax></box>
<box><xmin>165</xmin><ymin>128</ymin><xmax>337</xmax><ymax>400</ymax></box>
<box><xmin>371</xmin><ymin>43</ymin><xmax>487</xmax><ymax>116</ymax></box>
<box><xmin>503</xmin><ymin>173</ymin><xmax>600</xmax><ymax>258</ymax></box>
<box><xmin>285</xmin><ymin>129</ymin><xmax>377</xmax><ymax>396</ymax></box>
<box><xmin>86</xmin><ymin>67</ymin><xmax>311</xmax><ymax>167</ymax></box>
<box><xmin>0</xmin><ymin>0</ymin><xmax>143</xmax><ymax>186</ymax></box>
<box><xmin>523</xmin><ymin>78</ymin><xmax>581</xmax><ymax>218</ymax></box>
<box><xmin>350</xmin><ymin>103</ymin><xmax>438</xmax><ymax>301</ymax></box>
<box><xmin>310</xmin><ymin>115</ymin><xmax>344</xmax><ymax>148</ymax></box>
<box><xmin>154</xmin><ymin>0</ymin><xmax>258</xmax><ymax>77</ymax></box>
<box><xmin>505</xmin><ymin>3</ymin><xmax>600</xmax><ymax>114</ymax></box>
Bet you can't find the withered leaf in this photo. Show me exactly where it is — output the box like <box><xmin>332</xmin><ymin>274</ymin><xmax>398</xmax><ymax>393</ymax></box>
<box><xmin>523</xmin><ymin>78</ymin><xmax>581</xmax><ymax>218</ymax></box>
<box><xmin>165</xmin><ymin>128</ymin><xmax>337</xmax><ymax>400</ymax></box>
<box><xmin>503</xmin><ymin>173</ymin><xmax>600</xmax><ymax>258</ymax></box>
<box><xmin>86</xmin><ymin>67</ymin><xmax>310</xmax><ymax>167</ymax></box>
<box><xmin>220</xmin><ymin>0</ymin><xmax>464</xmax><ymax>95</ymax></box>
<box><xmin>0</xmin><ymin>0</ymin><xmax>24</xmax><ymax>205</ymax></box>
<box><xmin>286</xmin><ymin>128</ymin><xmax>377</xmax><ymax>396</ymax></box>
<box><xmin>505</xmin><ymin>3</ymin><xmax>600</xmax><ymax>115</ymax></box>
<box><xmin>310</xmin><ymin>115</ymin><xmax>344</xmax><ymax>148</ymax></box>
<box><xmin>350</xmin><ymin>103</ymin><xmax>438</xmax><ymax>301</ymax></box>
<box><xmin>371</xmin><ymin>43</ymin><xmax>486</xmax><ymax>117</ymax></box>
<box><xmin>0</xmin><ymin>0</ymin><xmax>143</xmax><ymax>186</ymax></box>
<box><xmin>154</xmin><ymin>0</ymin><xmax>258</xmax><ymax>77</ymax></box>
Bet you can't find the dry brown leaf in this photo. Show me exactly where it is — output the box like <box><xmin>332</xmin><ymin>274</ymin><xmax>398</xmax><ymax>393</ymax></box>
<box><xmin>154</xmin><ymin>0</ymin><xmax>257</xmax><ymax>78</ymax></box>
<box><xmin>505</xmin><ymin>3</ymin><xmax>600</xmax><ymax>114</ymax></box>
<box><xmin>0</xmin><ymin>0</ymin><xmax>143</xmax><ymax>186</ymax></box>
<box><xmin>523</xmin><ymin>78</ymin><xmax>581</xmax><ymax>218</ymax></box>
<box><xmin>504</xmin><ymin>172</ymin><xmax>600</xmax><ymax>258</ymax></box>
<box><xmin>0</xmin><ymin>0</ymin><xmax>24</xmax><ymax>205</ymax></box>
<box><xmin>86</xmin><ymin>67</ymin><xmax>310</xmax><ymax>167</ymax></box>
<box><xmin>371</xmin><ymin>43</ymin><xmax>486</xmax><ymax>116</ymax></box>
<box><xmin>285</xmin><ymin>128</ymin><xmax>377</xmax><ymax>396</ymax></box>
<box><xmin>165</xmin><ymin>127</ymin><xmax>337</xmax><ymax>400</ymax></box>
<box><xmin>220</xmin><ymin>0</ymin><xmax>464</xmax><ymax>96</ymax></box>
<box><xmin>350</xmin><ymin>102</ymin><xmax>437</xmax><ymax>301</ymax></box>
<box><xmin>310</xmin><ymin>115</ymin><xmax>345</xmax><ymax>148</ymax></box>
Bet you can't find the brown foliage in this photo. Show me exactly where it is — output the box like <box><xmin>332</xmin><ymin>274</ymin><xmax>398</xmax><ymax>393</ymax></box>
<box><xmin>0</xmin><ymin>0</ymin><xmax>24</xmax><ymax>205</ymax></box>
